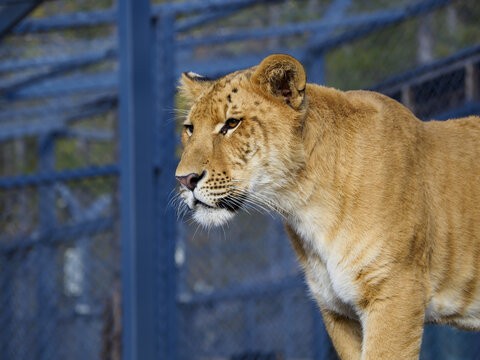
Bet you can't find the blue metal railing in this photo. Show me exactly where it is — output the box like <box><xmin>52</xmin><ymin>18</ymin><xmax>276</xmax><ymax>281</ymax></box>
<box><xmin>0</xmin><ymin>0</ymin><xmax>42</xmax><ymax>39</ymax></box>
<box><xmin>1</xmin><ymin>0</ymin><xmax>453</xmax><ymax>102</ymax></box>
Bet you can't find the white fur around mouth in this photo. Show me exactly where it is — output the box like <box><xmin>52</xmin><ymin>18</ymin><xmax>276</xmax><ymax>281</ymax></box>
<box><xmin>192</xmin><ymin>205</ymin><xmax>235</xmax><ymax>227</ymax></box>
<box><xmin>180</xmin><ymin>189</ymin><xmax>236</xmax><ymax>227</ymax></box>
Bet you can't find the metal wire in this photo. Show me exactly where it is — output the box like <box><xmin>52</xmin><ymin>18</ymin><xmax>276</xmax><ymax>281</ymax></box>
<box><xmin>1</xmin><ymin>0</ymin><xmax>479</xmax><ymax>359</ymax></box>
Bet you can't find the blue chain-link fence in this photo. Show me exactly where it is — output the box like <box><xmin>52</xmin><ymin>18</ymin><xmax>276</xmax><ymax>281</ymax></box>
<box><xmin>1</xmin><ymin>0</ymin><xmax>479</xmax><ymax>359</ymax></box>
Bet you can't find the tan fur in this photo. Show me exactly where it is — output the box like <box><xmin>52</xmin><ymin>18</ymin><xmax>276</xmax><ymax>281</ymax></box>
<box><xmin>176</xmin><ymin>54</ymin><xmax>480</xmax><ymax>359</ymax></box>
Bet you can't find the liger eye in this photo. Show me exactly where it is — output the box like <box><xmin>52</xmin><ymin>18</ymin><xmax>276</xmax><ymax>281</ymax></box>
<box><xmin>220</xmin><ymin>118</ymin><xmax>242</xmax><ymax>135</ymax></box>
<box><xmin>184</xmin><ymin>124</ymin><xmax>193</xmax><ymax>136</ymax></box>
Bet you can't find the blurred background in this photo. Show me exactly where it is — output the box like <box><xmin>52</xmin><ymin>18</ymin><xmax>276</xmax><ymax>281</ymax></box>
<box><xmin>0</xmin><ymin>0</ymin><xmax>479</xmax><ymax>359</ymax></box>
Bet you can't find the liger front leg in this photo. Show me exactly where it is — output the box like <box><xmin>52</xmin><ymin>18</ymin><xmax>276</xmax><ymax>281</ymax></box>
<box><xmin>321</xmin><ymin>309</ymin><xmax>362</xmax><ymax>360</ymax></box>
<box><xmin>359</xmin><ymin>271</ymin><xmax>426</xmax><ymax>360</ymax></box>
<box><xmin>285</xmin><ymin>223</ymin><xmax>363</xmax><ymax>359</ymax></box>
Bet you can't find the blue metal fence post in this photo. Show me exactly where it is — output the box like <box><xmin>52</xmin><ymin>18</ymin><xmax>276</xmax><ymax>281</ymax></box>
<box><xmin>37</xmin><ymin>134</ymin><xmax>57</xmax><ymax>360</ymax></box>
<box><xmin>156</xmin><ymin>10</ymin><xmax>178</xmax><ymax>360</ymax></box>
<box><xmin>118</xmin><ymin>0</ymin><xmax>159</xmax><ymax>359</ymax></box>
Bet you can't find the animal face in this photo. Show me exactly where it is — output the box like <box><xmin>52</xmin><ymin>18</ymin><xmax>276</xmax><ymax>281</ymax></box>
<box><xmin>175</xmin><ymin>55</ymin><xmax>308</xmax><ymax>227</ymax></box>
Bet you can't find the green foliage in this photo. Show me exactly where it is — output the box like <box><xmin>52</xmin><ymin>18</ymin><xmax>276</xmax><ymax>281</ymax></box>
<box><xmin>326</xmin><ymin>19</ymin><xmax>418</xmax><ymax>89</ymax></box>
<box><xmin>431</xmin><ymin>1</ymin><xmax>480</xmax><ymax>58</ymax></box>
<box><xmin>326</xmin><ymin>2</ymin><xmax>480</xmax><ymax>90</ymax></box>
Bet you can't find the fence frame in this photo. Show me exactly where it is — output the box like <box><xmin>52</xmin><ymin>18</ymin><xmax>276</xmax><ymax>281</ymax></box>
<box><xmin>118</xmin><ymin>0</ymin><xmax>175</xmax><ymax>359</ymax></box>
<box><xmin>2</xmin><ymin>0</ymin><xmax>480</xmax><ymax>359</ymax></box>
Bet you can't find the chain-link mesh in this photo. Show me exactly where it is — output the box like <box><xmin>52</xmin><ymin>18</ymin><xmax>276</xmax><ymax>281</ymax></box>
<box><xmin>0</xmin><ymin>1</ymin><xmax>121</xmax><ymax>359</ymax></box>
<box><xmin>1</xmin><ymin>0</ymin><xmax>480</xmax><ymax>359</ymax></box>
<box><xmin>176</xmin><ymin>214</ymin><xmax>316</xmax><ymax>359</ymax></box>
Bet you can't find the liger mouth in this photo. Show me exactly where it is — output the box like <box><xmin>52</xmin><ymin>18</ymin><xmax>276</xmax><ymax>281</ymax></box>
<box><xmin>193</xmin><ymin>194</ymin><xmax>246</xmax><ymax>213</ymax></box>
<box><xmin>193</xmin><ymin>198</ymin><xmax>215</xmax><ymax>209</ymax></box>
<box><xmin>216</xmin><ymin>193</ymin><xmax>246</xmax><ymax>212</ymax></box>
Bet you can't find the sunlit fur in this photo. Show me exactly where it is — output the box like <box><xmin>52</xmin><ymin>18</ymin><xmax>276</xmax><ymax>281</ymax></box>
<box><xmin>176</xmin><ymin>54</ymin><xmax>480</xmax><ymax>359</ymax></box>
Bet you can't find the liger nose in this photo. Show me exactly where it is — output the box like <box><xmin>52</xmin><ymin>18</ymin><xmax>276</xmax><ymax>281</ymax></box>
<box><xmin>175</xmin><ymin>171</ymin><xmax>205</xmax><ymax>191</ymax></box>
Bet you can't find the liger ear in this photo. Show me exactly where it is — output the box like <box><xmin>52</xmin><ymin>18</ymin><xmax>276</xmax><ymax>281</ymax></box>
<box><xmin>251</xmin><ymin>54</ymin><xmax>307</xmax><ymax>110</ymax></box>
<box><xmin>178</xmin><ymin>72</ymin><xmax>213</xmax><ymax>102</ymax></box>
